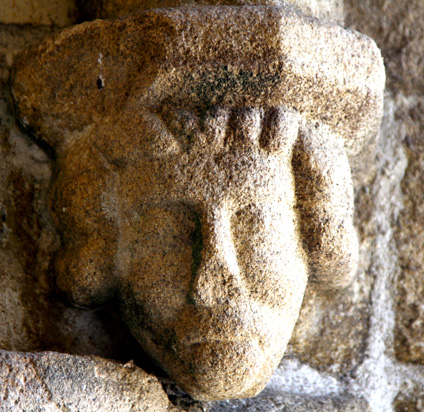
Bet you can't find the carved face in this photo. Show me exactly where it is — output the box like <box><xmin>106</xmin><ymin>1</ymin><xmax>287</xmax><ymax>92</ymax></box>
<box><xmin>116</xmin><ymin>107</ymin><xmax>308</xmax><ymax>400</ymax></box>
<box><xmin>48</xmin><ymin>104</ymin><xmax>357</xmax><ymax>400</ymax></box>
<box><xmin>11</xmin><ymin>5</ymin><xmax>380</xmax><ymax>401</ymax></box>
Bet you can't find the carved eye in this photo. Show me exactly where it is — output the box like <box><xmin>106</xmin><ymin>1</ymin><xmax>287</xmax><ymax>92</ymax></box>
<box><xmin>131</xmin><ymin>203</ymin><xmax>196</xmax><ymax>251</ymax></box>
<box><xmin>231</xmin><ymin>205</ymin><xmax>275</xmax><ymax>297</ymax></box>
<box><xmin>138</xmin><ymin>109</ymin><xmax>183</xmax><ymax>157</ymax></box>
<box><xmin>231</xmin><ymin>204</ymin><xmax>270</xmax><ymax>266</ymax></box>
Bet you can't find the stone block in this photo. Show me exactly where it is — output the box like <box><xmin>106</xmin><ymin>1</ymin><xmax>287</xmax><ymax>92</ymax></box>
<box><xmin>211</xmin><ymin>392</ymin><xmax>370</xmax><ymax>412</ymax></box>
<box><xmin>393</xmin><ymin>96</ymin><xmax>424</xmax><ymax>364</ymax></box>
<box><xmin>0</xmin><ymin>351</ymin><xmax>178</xmax><ymax>412</ymax></box>
<box><xmin>394</xmin><ymin>386</ymin><xmax>424</xmax><ymax>412</ymax></box>
<box><xmin>345</xmin><ymin>0</ymin><xmax>424</xmax><ymax>368</ymax></box>
<box><xmin>345</xmin><ymin>0</ymin><xmax>424</xmax><ymax>95</ymax></box>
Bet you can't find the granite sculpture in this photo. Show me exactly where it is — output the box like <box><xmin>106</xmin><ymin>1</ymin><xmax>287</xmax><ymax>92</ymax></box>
<box><xmin>11</xmin><ymin>5</ymin><xmax>385</xmax><ymax>401</ymax></box>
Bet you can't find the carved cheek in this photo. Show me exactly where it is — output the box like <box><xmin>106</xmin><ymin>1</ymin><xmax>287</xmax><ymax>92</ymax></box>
<box><xmin>119</xmin><ymin>203</ymin><xmax>196</xmax><ymax>322</ymax></box>
<box><xmin>231</xmin><ymin>201</ymin><xmax>308</xmax><ymax>308</ymax></box>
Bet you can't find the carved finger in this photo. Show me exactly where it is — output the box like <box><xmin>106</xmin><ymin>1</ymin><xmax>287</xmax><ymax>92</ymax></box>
<box><xmin>259</xmin><ymin>107</ymin><xmax>299</xmax><ymax>155</ymax></box>
<box><xmin>198</xmin><ymin>107</ymin><xmax>230</xmax><ymax>151</ymax></box>
<box><xmin>225</xmin><ymin>108</ymin><xmax>263</xmax><ymax>150</ymax></box>
<box><xmin>292</xmin><ymin>122</ymin><xmax>358</xmax><ymax>290</ymax></box>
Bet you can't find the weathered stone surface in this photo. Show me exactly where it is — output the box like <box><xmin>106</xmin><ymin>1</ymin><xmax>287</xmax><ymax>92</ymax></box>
<box><xmin>0</xmin><ymin>90</ymin><xmax>145</xmax><ymax>358</ymax></box>
<box><xmin>0</xmin><ymin>25</ymin><xmax>55</xmax><ymax>82</ymax></box>
<box><xmin>392</xmin><ymin>95</ymin><xmax>424</xmax><ymax>364</ymax></box>
<box><xmin>285</xmin><ymin>94</ymin><xmax>405</xmax><ymax>375</ymax></box>
<box><xmin>0</xmin><ymin>350</ymin><xmax>178</xmax><ymax>412</ymax></box>
<box><xmin>10</xmin><ymin>5</ymin><xmax>384</xmax><ymax>401</ymax></box>
<box><xmin>344</xmin><ymin>2</ymin><xmax>424</xmax><ymax>411</ymax></box>
<box><xmin>6</xmin><ymin>0</ymin><xmax>424</xmax><ymax>410</ymax></box>
<box><xmin>345</xmin><ymin>0</ymin><xmax>424</xmax><ymax>368</ymax></box>
<box><xmin>210</xmin><ymin>391</ymin><xmax>370</xmax><ymax>412</ymax></box>
<box><xmin>12</xmin><ymin>6</ymin><xmax>384</xmax><ymax>153</ymax></box>
<box><xmin>394</xmin><ymin>384</ymin><xmax>424</xmax><ymax>412</ymax></box>
<box><xmin>286</xmin><ymin>272</ymin><xmax>371</xmax><ymax>373</ymax></box>
<box><xmin>0</xmin><ymin>26</ymin><xmax>155</xmax><ymax>370</ymax></box>
<box><xmin>345</xmin><ymin>0</ymin><xmax>424</xmax><ymax>96</ymax></box>
<box><xmin>0</xmin><ymin>0</ymin><xmax>76</xmax><ymax>26</ymax></box>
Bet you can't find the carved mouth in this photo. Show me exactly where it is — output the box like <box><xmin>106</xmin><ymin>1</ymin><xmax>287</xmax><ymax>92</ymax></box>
<box><xmin>175</xmin><ymin>306</ymin><xmax>280</xmax><ymax>348</ymax></box>
<box><xmin>180</xmin><ymin>330</ymin><xmax>254</xmax><ymax>346</ymax></box>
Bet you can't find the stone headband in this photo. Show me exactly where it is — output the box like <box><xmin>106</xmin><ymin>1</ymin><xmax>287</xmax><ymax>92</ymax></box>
<box><xmin>12</xmin><ymin>5</ymin><xmax>385</xmax><ymax>157</ymax></box>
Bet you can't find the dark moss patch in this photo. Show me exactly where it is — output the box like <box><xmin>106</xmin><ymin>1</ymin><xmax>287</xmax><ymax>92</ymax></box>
<box><xmin>190</xmin><ymin>65</ymin><xmax>282</xmax><ymax>107</ymax></box>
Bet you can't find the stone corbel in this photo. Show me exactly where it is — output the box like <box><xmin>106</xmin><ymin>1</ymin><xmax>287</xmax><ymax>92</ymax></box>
<box><xmin>11</xmin><ymin>5</ymin><xmax>384</xmax><ymax>401</ymax></box>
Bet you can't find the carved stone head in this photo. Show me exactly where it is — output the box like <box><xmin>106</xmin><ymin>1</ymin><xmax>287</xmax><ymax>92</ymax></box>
<box><xmin>11</xmin><ymin>5</ymin><xmax>385</xmax><ymax>401</ymax></box>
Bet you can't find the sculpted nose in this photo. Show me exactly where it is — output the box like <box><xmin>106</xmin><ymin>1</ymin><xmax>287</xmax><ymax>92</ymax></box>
<box><xmin>188</xmin><ymin>205</ymin><xmax>246</xmax><ymax>307</ymax></box>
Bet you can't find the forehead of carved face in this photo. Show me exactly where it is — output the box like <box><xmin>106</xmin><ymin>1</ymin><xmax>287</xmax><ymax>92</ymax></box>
<box><xmin>112</xmin><ymin>105</ymin><xmax>309</xmax><ymax>400</ymax></box>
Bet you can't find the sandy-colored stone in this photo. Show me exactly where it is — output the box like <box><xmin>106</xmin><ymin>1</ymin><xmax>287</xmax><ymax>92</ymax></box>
<box><xmin>284</xmin><ymin>94</ymin><xmax>402</xmax><ymax>374</ymax></box>
<box><xmin>0</xmin><ymin>96</ymin><xmax>147</xmax><ymax>360</ymax></box>
<box><xmin>394</xmin><ymin>386</ymin><xmax>424</xmax><ymax>412</ymax></box>
<box><xmin>211</xmin><ymin>392</ymin><xmax>370</xmax><ymax>412</ymax></box>
<box><xmin>10</xmin><ymin>5</ymin><xmax>384</xmax><ymax>401</ymax></box>
<box><xmin>0</xmin><ymin>34</ymin><xmax>150</xmax><ymax>366</ymax></box>
<box><xmin>6</xmin><ymin>0</ymin><xmax>424</xmax><ymax>410</ymax></box>
<box><xmin>0</xmin><ymin>0</ymin><xmax>76</xmax><ymax>27</ymax></box>
<box><xmin>391</xmin><ymin>95</ymin><xmax>424</xmax><ymax>364</ymax></box>
<box><xmin>345</xmin><ymin>0</ymin><xmax>424</xmax><ymax>368</ymax></box>
<box><xmin>0</xmin><ymin>350</ymin><xmax>178</xmax><ymax>412</ymax></box>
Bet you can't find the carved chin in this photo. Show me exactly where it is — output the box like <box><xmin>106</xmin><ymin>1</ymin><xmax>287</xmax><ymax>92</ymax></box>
<box><xmin>165</xmin><ymin>339</ymin><xmax>277</xmax><ymax>401</ymax></box>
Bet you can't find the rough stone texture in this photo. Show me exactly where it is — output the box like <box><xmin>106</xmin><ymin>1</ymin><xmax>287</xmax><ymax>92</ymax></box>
<box><xmin>394</xmin><ymin>386</ymin><xmax>424</xmax><ymax>412</ymax></box>
<box><xmin>0</xmin><ymin>0</ymin><xmax>76</xmax><ymax>26</ymax></box>
<box><xmin>211</xmin><ymin>392</ymin><xmax>370</xmax><ymax>412</ymax></box>
<box><xmin>10</xmin><ymin>5</ymin><xmax>383</xmax><ymax>401</ymax></box>
<box><xmin>0</xmin><ymin>350</ymin><xmax>178</xmax><ymax>412</ymax></box>
<box><xmin>284</xmin><ymin>272</ymin><xmax>372</xmax><ymax>374</ymax></box>
<box><xmin>392</xmin><ymin>94</ymin><xmax>424</xmax><ymax>365</ymax></box>
<box><xmin>345</xmin><ymin>0</ymin><xmax>424</xmax><ymax>97</ymax></box>
<box><xmin>344</xmin><ymin>0</ymin><xmax>424</xmax><ymax>410</ymax></box>
<box><xmin>345</xmin><ymin>0</ymin><xmax>424</xmax><ymax>366</ymax></box>
<box><xmin>0</xmin><ymin>23</ymin><xmax>159</xmax><ymax>372</ymax></box>
<box><xmin>8</xmin><ymin>0</ymin><xmax>424</xmax><ymax>411</ymax></box>
<box><xmin>11</xmin><ymin>6</ymin><xmax>384</xmax><ymax>153</ymax></box>
<box><xmin>0</xmin><ymin>25</ymin><xmax>56</xmax><ymax>82</ymax></box>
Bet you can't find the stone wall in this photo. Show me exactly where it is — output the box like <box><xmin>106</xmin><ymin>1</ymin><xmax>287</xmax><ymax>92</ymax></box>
<box><xmin>1</xmin><ymin>1</ymin><xmax>423</xmax><ymax>411</ymax></box>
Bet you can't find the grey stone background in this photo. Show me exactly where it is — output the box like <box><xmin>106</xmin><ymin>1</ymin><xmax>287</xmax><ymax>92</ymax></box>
<box><xmin>0</xmin><ymin>1</ymin><xmax>423</xmax><ymax>411</ymax></box>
